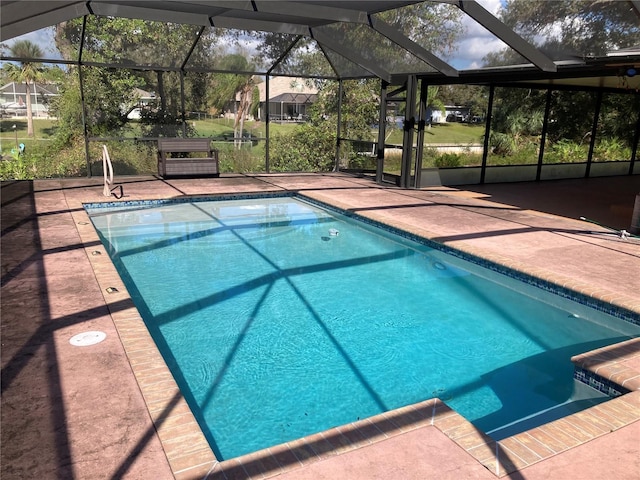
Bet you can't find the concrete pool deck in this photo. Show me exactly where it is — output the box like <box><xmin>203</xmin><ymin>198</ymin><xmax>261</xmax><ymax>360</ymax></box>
<box><xmin>2</xmin><ymin>173</ymin><xmax>639</xmax><ymax>479</ymax></box>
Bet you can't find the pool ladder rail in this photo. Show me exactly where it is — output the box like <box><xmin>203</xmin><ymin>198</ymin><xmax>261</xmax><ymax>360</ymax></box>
<box><xmin>579</xmin><ymin>216</ymin><xmax>640</xmax><ymax>241</ymax></box>
<box><xmin>102</xmin><ymin>145</ymin><xmax>124</xmax><ymax>199</ymax></box>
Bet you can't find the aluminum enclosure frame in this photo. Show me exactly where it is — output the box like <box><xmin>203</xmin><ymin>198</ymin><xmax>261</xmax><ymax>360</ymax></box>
<box><xmin>1</xmin><ymin>0</ymin><xmax>639</xmax><ymax>184</ymax></box>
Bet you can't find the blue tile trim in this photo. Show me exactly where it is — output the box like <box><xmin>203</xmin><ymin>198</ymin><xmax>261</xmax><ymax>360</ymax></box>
<box><xmin>83</xmin><ymin>192</ymin><xmax>640</xmax><ymax>326</ymax></box>
<box><xmin>295</xmin><ymin>195</ymin><xmax>640</xmax><ymax>326</ymax></box>
<box><xmin>83</xmin><ymin>191</ymin><xmax>291</xmax><ymax>212</ymax></box>
<box><xmin>573</xmin><ymin>366</ymin><xmax>630</xmax><ymax>397</ymax></box>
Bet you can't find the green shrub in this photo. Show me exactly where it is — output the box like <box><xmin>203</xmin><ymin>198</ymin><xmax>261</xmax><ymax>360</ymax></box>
<box><xmin>489</xmin><ymin>131</ymin><xmax>516</xmax><ymax>155</ymax></box>
<box><xmin>269</xmin><ymin>123</ymin><xmax>335</xmax><ymax>172</ymax></box>
<box><xmin>0</xmin><ymin>154</ymin><xmax>33</xmax><ymax>179</ymax></box>
<box><xmin>546</xmin><ymin>139</ymin><xmax>588</xmax><ymax>163</ymax></box>
<box><xmin>0</xmin><ymin>137</ymin><xmax>161</xmax><ymax>180</ymax></box>
<box><xmin>592</xmin><ymin>137</ymin><xmax>631</xmax><ymax>161</ymax></box>
<box><xmin>345</xmin><ymin>154</ymin><xmax>377</xmax><ymax>170</ymax></box>
<box><xmin>0</xmin><ymin>139</ymin><xmax>87</xmax><ymax>180</ymax></box>
<box><xmin>381</xmin><ymin>150</ymin><xmax>402</xmax><ymax>175</ymax></box>
<box><xmin>434</xmin><ymin>152</ymin><xmax>461</xmax><ymax>167</ymax></box>
<box><xmin>89</xmin><ymin>140</ymin><xmax>157</xmax><ymax>176</ymax></box>
<box><xmin>216</xmin><ymin>143</ymin><xmax>265</xmax><ymax>173</ymax></box>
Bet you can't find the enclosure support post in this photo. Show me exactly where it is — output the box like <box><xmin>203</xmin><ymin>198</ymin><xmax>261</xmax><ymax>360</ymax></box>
<box><xmin>335</xmin><ymin>80</ymin><xmax>343</xmax><ymax>172</ymax></box>
<box><xmin>401</xmin><ymin>75</ymin><xmax>417</xmax><ymax>188</ymax></box>
<box><xmin>629</xmin><ymin>102</ymin><xmax>640</xmax><ymax>175</ymax></box>
<box><xmin>180</xmin><ymin>71</ymin><xmax>187</xmax><ymax>137</ymax></box>
<box><xmin>585</xmin><ymin>89</ymin><xmax>602</xmax><ymax>178</ymax></box>
<box><xmin>414</xmin><ymin>79</ymin><xmax>428</xmax><ymax>188</ymax></box>
<box><xmin>376</xmin><ymin>80</ymin><xmax>388</xmax><ymax>184</ymax></box>
<box><xmin>265</xmin><ymin>76</ymin><xmax>270</xmax><ymax>173</ymax></box>
<box><xmin>536</xmin><ymin>88</ymin><xmax>552</xmax><ymax>181</ymax></box>
<box><xmin>78</xmin><ymin>16</ymin><xmax>91</xmax><ymax>177</ymax></box>
<box><xmin>480</xmin><ymin>85</ymin><xmax>495</xmax><ymax>184</ymax></box>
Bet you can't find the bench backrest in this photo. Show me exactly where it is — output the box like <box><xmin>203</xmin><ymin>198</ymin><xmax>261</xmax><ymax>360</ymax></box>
<box><xmin>353</xmin><ymin>140</ymin><xmax>376</xmax><ymax>155</ymax></box>
<box><xmin>158</xmin><ymin>137</ymin><xmax>212</xmax><ymax>153</ymax></box>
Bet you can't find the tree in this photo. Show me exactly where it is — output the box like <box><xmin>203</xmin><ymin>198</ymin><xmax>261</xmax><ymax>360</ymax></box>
<box><xmin>53</xmin><ymin>17</ymin><xmax>216</xmax><ymax>134</ymax></box>
<box><xmin>439</xmin><ymin>84</ymin><xmax>490</xmax><ymax>121</ymax></box>
<box><xmin>373</xmin><ymin>2</ymin><xmax>463</xmax><ymax>59</ymax></box>
<box><xmin>480</xmin><ymin>1</ymin><xmax>640</xmax><ymax>159</ymax></box>
<box><xmin>234</xmin><ymin>79</ymin><xmax>259</xmax><ymax>148</ymax></box>
<box><xmin>208</xmin><ymin>54</ymin><xmax>260</xmax><ymax>148</ymax></box>
<box><xmin>47</xmin><ymin>66</ymin><xmax>142</xmax><ymax>147</ymax></box>
<box><xmin>311</xmin><ymin>79</ymin><xmax>379</xmax><ymax>141</ymax></box>
<box><xmin>485</xmin><ymin>0</ymin><xmax>640</xmax><ymax>66</ymax></box>
<box><xmin>3</xmin><ymin>40</ymin><xmax>46</xmax><ymax>136</ymax></box>
<box><xmin>425</xmin><ymin>86</ymin><xmax>445</xmax><ymax>127</ymax></box>
<box><xmin>499</xmin><ymin>0</ymin><xmax>640</xmax><ymax>56</ymax></box>
<box><xmin>256</xmin><ymin>3</ymin><xmax>463</xmax><ymax>77</ymax></box>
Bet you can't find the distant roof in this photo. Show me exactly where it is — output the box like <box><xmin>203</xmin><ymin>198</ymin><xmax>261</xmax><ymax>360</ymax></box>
<box><xmin>269</xmin><ymin>92</ymin><xmax>317</xmax><ymax>104</ymax></box>
<box><xmin>258</xmin><ymin>77</ymin><xmax>318</xmax><ymax>102</ymax></box>
<box><xmin>0</xmin><ymin>82</ymin><xmax>59</xmax><ymax>96</ymax></box>
<box><xmin>132</xmin><ymin>87</ymin><xmax>155</xmax><ymax>100</ymax></box>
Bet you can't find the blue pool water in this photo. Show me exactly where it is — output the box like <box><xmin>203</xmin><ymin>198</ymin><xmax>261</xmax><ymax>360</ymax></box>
<box><xmin>86</xmin><ymin>195</ymin><xmax>640</xmax><ymax>460</ymax></box>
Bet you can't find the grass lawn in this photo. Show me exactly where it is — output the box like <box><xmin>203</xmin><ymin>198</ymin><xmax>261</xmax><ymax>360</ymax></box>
<box><xmin>0</xmin><ymin>119</ymin><xmax>56</xmax><ymax>155</ymax></box>
<box><xmin>0</xmin><ymin>118</ymin><xmax>57</xmax><ymax>139</ymax></box>
<box><xmin>0</xmin><ymin>118</ymin><xmax>482</xmax><ymax>151</ymax></box>
<box><xmin>0</xmin><ymin>118</ymin><xmax>484</xmax><ymax>176</ymax></box>
<box><xmin>385</xmin><ymin>122</ymin><xmax>484</xmax><ymax>145</ymax></box>
<box><xmin>191</xmin><ymin>118</ymin><xmax>299</xmax><ymax>138</ymax></box>
<box><xmin>191</xmin><ymin>118</ymin><xmax>484</xmax><ymax>146</ymax></box>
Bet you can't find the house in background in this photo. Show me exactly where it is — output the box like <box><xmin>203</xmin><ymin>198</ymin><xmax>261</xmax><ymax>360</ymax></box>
<box><xmin>229</xmin><ymin>77</ymin><xmax>318</xmax><ymax>122</ymax></box>
<box><xmin>126</xmin><ymin>87</ymin><xmax>157</xmax><ymax>119</ymax></box>
<box><xmin>0</xmin><ymin>81</ymin><xmax>59</xmax><ymax>118</ymax></box>
<box><xmin>257</xmin><ymin>77</ymin><xmax>318</xmax><ymax>122</ymax></box>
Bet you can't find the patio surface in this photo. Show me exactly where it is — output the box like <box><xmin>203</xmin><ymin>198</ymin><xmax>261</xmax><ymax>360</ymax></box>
<box><xmin>2</xmin><ymin>173</ymin><xmax>639</xmax><ymax>480</ymax></box>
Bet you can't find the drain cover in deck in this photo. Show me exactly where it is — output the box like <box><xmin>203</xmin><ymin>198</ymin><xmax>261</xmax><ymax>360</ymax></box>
<box><xmin>70</xmin><ymin>331</ymin><xmax>106</xmax><ymax>346</ymax></box>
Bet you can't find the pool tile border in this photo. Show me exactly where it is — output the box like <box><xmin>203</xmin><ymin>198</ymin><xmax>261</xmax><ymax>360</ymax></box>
<box><xmin>82</xmin><ymin>192</ymin><xmax>640</xmax><ymax>325</ymax></box>
<box><xmin>572</xmin><ymin>338</ymin><xmax>640</xmax><ymax>393</ymax></box>
<box><xmin>294</xmin><ymin>193</ymin><xmax>640</xmax><ymax>325</ymax></box>
<box><xmin>574</xmin><ymin>367</ymin><xmax>630</xmax><ymax>397</ymax></box>
<box><xmin>84</xmin><ymin>193</ymin><xmax>640</xmax><ymax>326</ymax></box>
<box><xmin>77</xmin><ymin>192</ymin><xmax>640</xmax><ymax>480</ymax></box>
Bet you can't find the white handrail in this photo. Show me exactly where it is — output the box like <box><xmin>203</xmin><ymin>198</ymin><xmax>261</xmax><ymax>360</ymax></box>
<box><xmin>102</xmin><ymin>144</ymin><xmax>113</xmax><ymax>197</ymax></box>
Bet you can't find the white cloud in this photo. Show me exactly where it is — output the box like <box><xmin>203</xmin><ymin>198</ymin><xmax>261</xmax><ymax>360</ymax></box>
<box><xmin>450</xmin><ymin>0</ymin><xmax>513</xmax><ymax>70</ymax></box>
<box><xmin>476</xmin><ymin>0</ymin><xmax>504</xmax><ymax>16</ymax></box>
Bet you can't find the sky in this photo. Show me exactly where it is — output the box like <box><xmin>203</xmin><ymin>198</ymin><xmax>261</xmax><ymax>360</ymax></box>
<box><xmin>1</xmin><ymin>29</ymin><xmax>62</xmax><ymax>61</ymax></box>
<box><xmin>2</xmin><ymin>0</ymin><xmax>510</xmax><ymax>71</ymax></box>
<box><xmin>451</xmin><ymin>0</ymin><xmax>508</xmax><ymax>69</ymax></box>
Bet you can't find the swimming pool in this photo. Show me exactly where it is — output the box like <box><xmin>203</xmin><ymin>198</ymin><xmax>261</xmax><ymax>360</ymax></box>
<box><xmin>86</xmin><ymin>194</ymin><xmax>640</xmax><ymax>461</ymax></box>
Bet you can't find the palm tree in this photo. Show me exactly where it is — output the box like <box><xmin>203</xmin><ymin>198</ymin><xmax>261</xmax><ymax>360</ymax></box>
<box><xmin>233</xmin><ymin>76</ymin><xmax>258</xmax><ymax>149</ymax></box>
<box><xmin>425</xmin><ymin>86</ymin><xmax>445</xmax><ymax>128</ymax></box>
<box><xmin>210</xmin><ymin>54</ymin><xmax>258</xmax><ymax>149</ymax></box>
<box><xmin>3</xmin><ymin>40</ymin><xmax>45</xmax><ymax>137</ymax></box>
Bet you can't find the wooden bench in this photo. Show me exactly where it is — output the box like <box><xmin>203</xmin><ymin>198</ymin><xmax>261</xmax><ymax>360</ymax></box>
<box><xmin>157</xmin><ymin>137</ymin><xmax>220</xmax><ymax>178</ymax></box>
<box><xmin>353</xmin><ymin>140</ymin><xmax>377</xmax><ymax>159</ymax></box>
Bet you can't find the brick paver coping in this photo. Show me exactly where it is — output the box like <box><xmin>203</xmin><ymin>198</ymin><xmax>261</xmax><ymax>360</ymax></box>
<box><xmin>572</xmin><ymin>338</ymin><xmax>640</xmax><ymax>393</ymax></box>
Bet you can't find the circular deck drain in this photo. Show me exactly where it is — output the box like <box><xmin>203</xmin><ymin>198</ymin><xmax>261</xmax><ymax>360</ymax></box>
<box><xmin>70</xmin><ymin>331</ymin><xmax>106</xmax><ymax>347</ymax></box>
